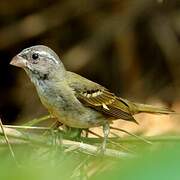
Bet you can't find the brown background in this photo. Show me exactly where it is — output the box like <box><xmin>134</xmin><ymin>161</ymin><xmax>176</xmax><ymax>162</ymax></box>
<box><xmin>0</xmin><ymin>0</ymin><xmax>180</xmax><ymax>136</ymax></box>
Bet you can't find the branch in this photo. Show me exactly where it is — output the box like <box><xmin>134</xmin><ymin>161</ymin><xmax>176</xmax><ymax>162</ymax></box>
<box><xmin>1</xmin><ymin>125</ymin><xmax>179</xmax><ymax>159</ymax></box>
<box><xmin>0</xmin><ymin>126</ymin><xmax>133</xmax><ymax>159</ymax></box>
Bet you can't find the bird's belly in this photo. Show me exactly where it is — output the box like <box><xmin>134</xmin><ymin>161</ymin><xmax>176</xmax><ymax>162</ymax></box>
<box><xmin>39</xmin><ymin>92</ymin><xmax>106</xmax><ymax>128</ymax></box>
<box><xmin>47</xmin><ymin>105</ymin><xmax>105</xmax><ymax>128</ymax></box>
<box><xmin>56</xmin><ymin>111</ymin><xmax>105</xmax><ymax>128</ymax></box>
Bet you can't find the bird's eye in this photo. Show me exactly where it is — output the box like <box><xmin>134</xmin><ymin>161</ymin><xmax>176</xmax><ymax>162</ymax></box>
<box><xmin>32</xmin><ymin>53</ymin><xmax>39</xmax><ymax>60</ymax></box>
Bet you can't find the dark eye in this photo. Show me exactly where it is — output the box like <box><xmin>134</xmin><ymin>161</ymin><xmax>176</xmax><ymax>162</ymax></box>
<box><xmin>32</xmin><ymin>53</ymin><xmax>39</xmax><ymax>60</ymax></box>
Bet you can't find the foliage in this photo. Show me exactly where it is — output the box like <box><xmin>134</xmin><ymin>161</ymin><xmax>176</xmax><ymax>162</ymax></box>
<box><xmin>1</xmin><ymin>124</ymin><xmax>180</xmax><ymax>180</ymax></box>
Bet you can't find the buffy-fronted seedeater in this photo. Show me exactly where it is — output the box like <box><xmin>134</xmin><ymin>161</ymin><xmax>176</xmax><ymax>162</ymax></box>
<box><xmin>10</xmin><ymin>45</ymin><xmax>174</xmax><ymax>150</ymax></box>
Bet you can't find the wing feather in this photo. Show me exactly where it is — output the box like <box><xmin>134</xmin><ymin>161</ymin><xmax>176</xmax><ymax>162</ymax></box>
<box><xmin>66</xmin><ymin>71</ymin><xmax>137</xmax><ymax>123</ymax></box>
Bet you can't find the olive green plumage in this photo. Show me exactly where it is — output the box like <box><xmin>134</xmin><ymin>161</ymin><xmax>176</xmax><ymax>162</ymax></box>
<box><xmin>10</xmin><ymin>45</ymin><xmax>174</xmax><ymax>149</ymax></box>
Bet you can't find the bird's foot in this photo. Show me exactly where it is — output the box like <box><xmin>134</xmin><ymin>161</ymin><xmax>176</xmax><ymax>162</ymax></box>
<box><xmin>96</xmin><ymin>141</ymin><xmax>107</xmax><ymax>155</ymax></box>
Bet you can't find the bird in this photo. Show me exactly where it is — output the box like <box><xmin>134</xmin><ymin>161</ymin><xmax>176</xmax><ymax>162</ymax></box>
<box><xmin>10</xmin><ymin>45</ymin><xmax>174</xmax><ymax>150</ymax></box>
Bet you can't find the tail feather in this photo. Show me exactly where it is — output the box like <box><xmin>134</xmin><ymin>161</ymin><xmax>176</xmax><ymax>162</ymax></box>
<box><xmin>131</xmin><ymin>103</ymin><xmax>174</xmax><ymax>115</ymax></box>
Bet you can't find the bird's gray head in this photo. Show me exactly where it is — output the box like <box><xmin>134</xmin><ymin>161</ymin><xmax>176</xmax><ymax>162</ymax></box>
<box><xmin>10</xmin><ymin>45</ymin><xmax>66</xmax><ymax>81</ymax></box>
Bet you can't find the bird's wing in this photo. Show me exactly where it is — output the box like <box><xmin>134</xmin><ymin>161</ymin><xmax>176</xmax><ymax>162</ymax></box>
<box><xmin>66</xmin><ymin>71</ymin><xmax>137</xmax><ymax>123</ymax></box>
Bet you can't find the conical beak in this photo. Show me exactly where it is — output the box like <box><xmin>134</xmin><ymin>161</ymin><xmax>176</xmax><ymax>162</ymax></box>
<box><xmin>10</xmin><ymin>55</ymin><xmax>27</xmax><ymax>68</ymax></box>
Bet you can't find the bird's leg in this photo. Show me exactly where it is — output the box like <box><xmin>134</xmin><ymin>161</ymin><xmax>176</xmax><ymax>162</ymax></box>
<box><xmin>101</xmin><ymin>122</ymin><xmax>110</xmax><ymax>152</ymax></box>
<box><xmin>96</xmin><ymin>122</ymin><xmax>110</xmax><ymax>154</ymax></box>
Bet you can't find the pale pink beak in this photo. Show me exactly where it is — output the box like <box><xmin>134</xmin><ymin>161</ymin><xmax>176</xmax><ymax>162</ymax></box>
<box><xmin>10</xmin><ymin>55</ymin><xmax>27</xmax><ymax>68</ymax></box>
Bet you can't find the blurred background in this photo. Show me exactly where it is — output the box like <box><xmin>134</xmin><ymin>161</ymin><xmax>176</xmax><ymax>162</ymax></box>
<box><xmin>0</xmin><ymin>0</ymin><xmax>180</xmax><ymax>136</ymax></box>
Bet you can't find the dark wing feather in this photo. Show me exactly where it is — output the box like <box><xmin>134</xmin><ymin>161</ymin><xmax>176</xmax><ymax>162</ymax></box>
<box><xmin>66</xmin><ymin>71</ymin><xmax>137</xmax><ymax>123</ymax></box>
<box><xmin>78</xmin><ymin>88</ymin><xmax>137</xmax><ymax>123</ymax></box>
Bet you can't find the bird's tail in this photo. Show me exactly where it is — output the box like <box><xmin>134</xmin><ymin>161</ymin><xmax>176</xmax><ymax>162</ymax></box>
<box><xmin>131</xmin><ymin>102</ymin><xmax>174</xmax><ymax>115</ymax></box>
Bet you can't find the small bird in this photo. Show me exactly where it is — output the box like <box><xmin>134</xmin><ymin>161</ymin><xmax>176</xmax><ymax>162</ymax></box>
<box><xmin>10</xmin><ymin>45</ymin><xmax>173</xmax><ymax>150</ymax></box>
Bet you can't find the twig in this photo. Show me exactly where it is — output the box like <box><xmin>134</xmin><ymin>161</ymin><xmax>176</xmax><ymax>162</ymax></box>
<box><xmin>88</xmin><ymin>129</ymin><xmax>102</xmax><ymax>138</ymax></box>
<box><xmin>108</xmin><ymin>139</ymin><xmax>134</xmax><ymax>153</ymax></box>
<box><xmin>5</xmin><ymin>125</ymin><xmax>50</xmax><ymax>130</ymax></box>
<box><xmin>0</xmin><ymin>118</ymin><xmax>17</xmax><ymax>163</ymax></box>
<box><xmin>110</xmin><ymin>126</ymin><xmax>152</xmax><ymax>144</ymax></box>
<box><xmin>88</xmin><ymin>129</ymin><xmax>133</xmax><ymax>152</ymax></box>
<box><xmin>23</xmin><ymin>115</ymin><xmax>52</xmax><ymax>126</ymax></box>
<box><xmin>63</xmin><ymin>140</ymin><xmax>134</xmax><ymax>159</ymax></box>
